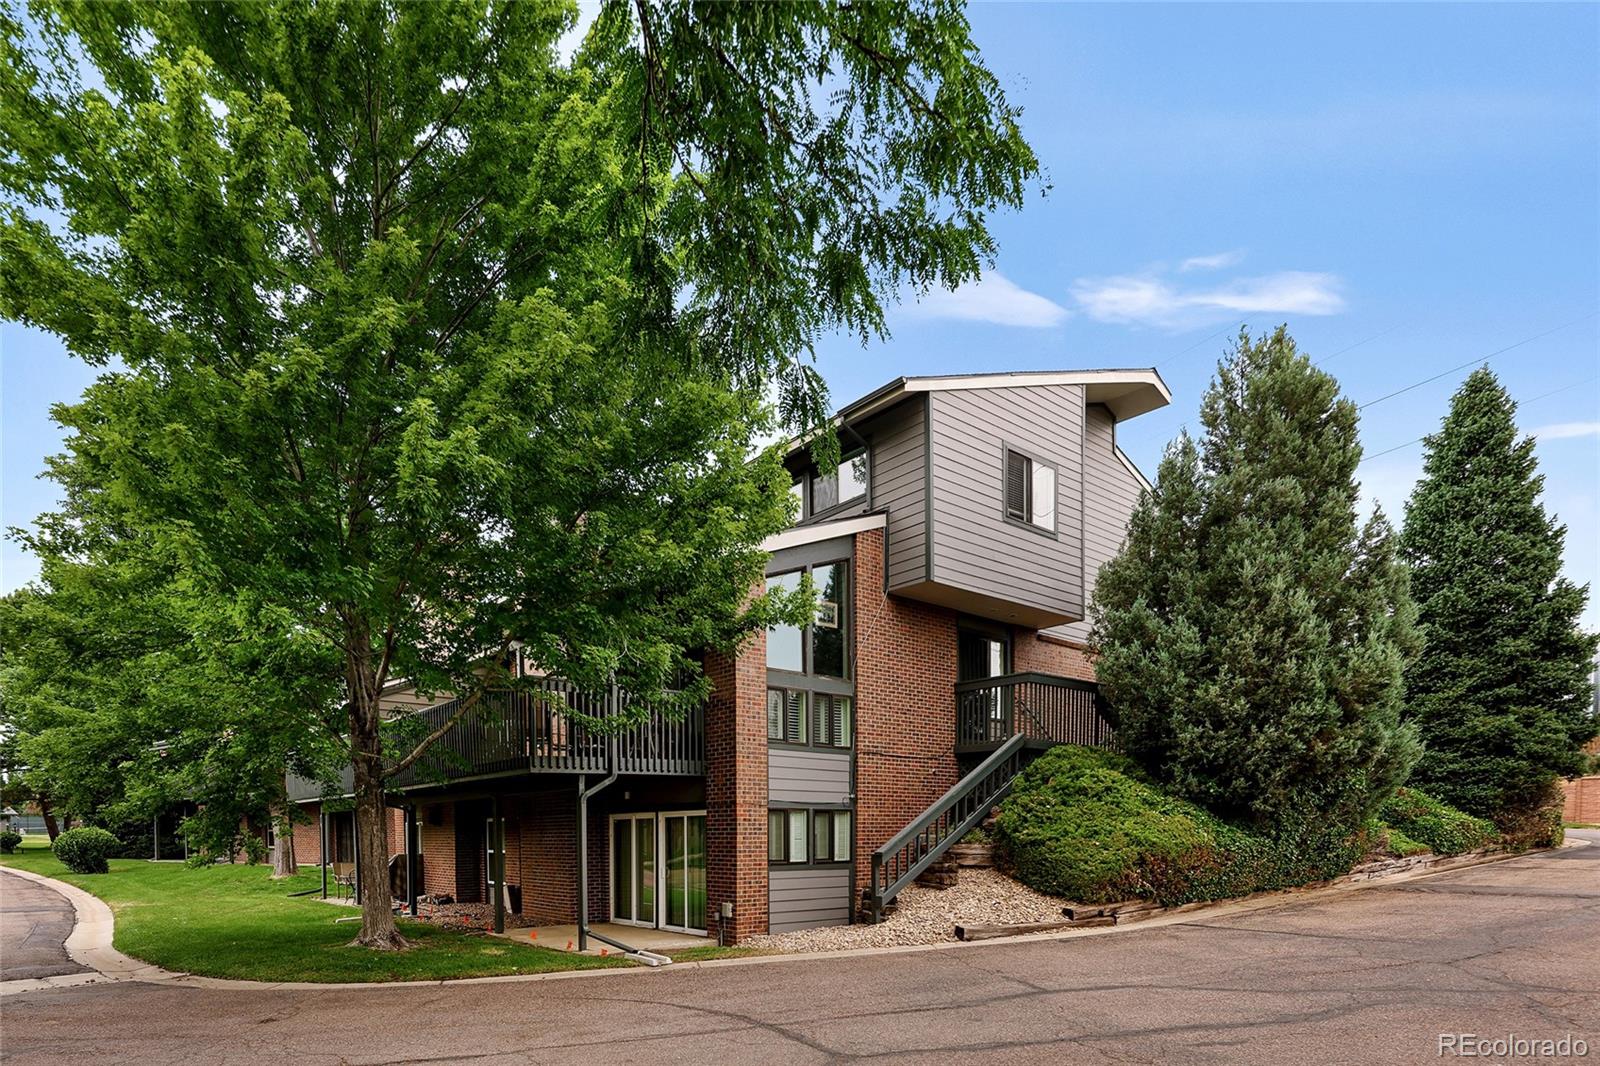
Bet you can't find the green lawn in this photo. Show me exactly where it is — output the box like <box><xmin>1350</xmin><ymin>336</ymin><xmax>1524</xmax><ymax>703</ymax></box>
<box><xmin>0</xmin><ymin>840</ymin><xmax>630</xmax><ymax>983</ymax></box>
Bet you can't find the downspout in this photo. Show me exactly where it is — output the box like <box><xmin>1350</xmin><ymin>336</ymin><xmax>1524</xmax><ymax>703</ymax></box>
<box><xmin>575</xmin><ymin>730</ymin><xmax>670</xmax><ymax>966</ymax></box>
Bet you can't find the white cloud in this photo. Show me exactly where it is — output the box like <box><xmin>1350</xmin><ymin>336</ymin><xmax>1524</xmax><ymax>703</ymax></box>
<box><xmin>1532</xmin><ymin>421</ymin><xmax>1600</xmax><ymax>441</ymax></box>
<box><xmin>907</xmin><ymin>272</ymin><xmax>1070</xmax><ymax>329</ymax></box>
<box><xmin>1071</xmin><ymin>268</ymin><xmax>1344</xmax><ymax>330</ymax></box>
<box><xmin>1179</xmin><ymin>251</ymin><xmax>1245</xmax><ymax>273</ymax></box>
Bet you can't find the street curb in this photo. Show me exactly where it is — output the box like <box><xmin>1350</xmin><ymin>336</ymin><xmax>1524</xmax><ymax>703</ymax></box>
<box><xmin>1</xmin><ymin>836</ymin><xmax>1587</xmax><ymax>994</ymax></box>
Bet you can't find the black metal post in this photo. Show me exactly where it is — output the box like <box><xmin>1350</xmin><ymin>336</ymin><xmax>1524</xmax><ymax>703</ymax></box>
<box><xmin>576</xmin><ymin>776</ymin><xmax>587</xmax><ymax>951</ymax></box>
<box><xmin>319</xmin><ymin>809</ymin><xmax>328</xmax><ymax>899</ymax></box>
<box><xmin>406</xmin><ymin>806</ymin><xmax>419</xmax><ymax>917</ymax></box>
<box><xmin>353</xmin><ymin>813</ymin><xmax>362</xmax><ymax>906</ymax></box>
<box><xmin>492</xmin><ymin>795</ymin><xmax>505</xmax><ymax>934</ymax></box>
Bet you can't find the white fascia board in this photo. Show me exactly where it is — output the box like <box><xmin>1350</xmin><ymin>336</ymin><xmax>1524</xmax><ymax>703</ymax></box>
<box><xmin>762</xmin><ymin>512</ymin><xmax>886</xmax><ymax>553</ymax></box>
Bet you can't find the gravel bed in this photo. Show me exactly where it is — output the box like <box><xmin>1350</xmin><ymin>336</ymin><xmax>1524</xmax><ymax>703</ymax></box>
<box><xmin>741</xmin><ymin>868</ymin><xmax>1067</xmax><ymax>953</ymax></box>
<box><xmin>411</xmin><ymin>900</ymin><xmax>533</xmax><ymax>931</ymax></box>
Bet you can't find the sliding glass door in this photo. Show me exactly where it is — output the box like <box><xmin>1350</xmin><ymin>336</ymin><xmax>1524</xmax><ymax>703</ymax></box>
<box><xmin>660</xmin><ymin>812</ymin><xmax>707</xmax><ymax>934</ymax></box>
<box><xmin>610</xmin><ymin>811</ymin><xmax>706</xmax><ymax>934</ymax></box>
<box><xmin>610</xmin><ymin>814</ymin><xmax>656</xmax><ymax>927</ymax></box>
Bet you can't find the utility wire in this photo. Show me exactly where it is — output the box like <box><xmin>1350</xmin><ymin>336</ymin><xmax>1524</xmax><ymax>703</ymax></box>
<box><xmin>1155</xmin><ymin>324</ymin><xmax>1237</xmax><ymax>369</ymax></box>
<box><xmin>1358</xmin><ymin>373</ymin><xmax>1599</xmax><ymax>464</ymax></box>
<box><xmin>1312</xmin><ymin>322</ymin><xmax>1404</xmax><ymax>366</ymax></box>
<box><xmin>1356</xmin><ymin>312</ymin><xmax>1598</xmax><ymax>411</ymax></box>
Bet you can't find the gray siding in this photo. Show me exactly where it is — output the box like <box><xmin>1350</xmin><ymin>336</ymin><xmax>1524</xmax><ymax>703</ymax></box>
<box><xmin>768</xmin><ymin>749</ymin><xmax>852</xmax><ymax>805</ymax></box>
<box><xmin>769</xmin><ymin>866</ymin><xmax>851</xmax><ymax>932</ymax></box>
<box><xmin>867</xmin><ymin>396</ymin><xmax>929</xmax><ymax>589</ymax></box>
<box><xmin>1051</xmin><ymin>404</ymin><xmax>1146</xmax><ymax>644</ymax></box>
<box><xmin>927</xmin><ymin>384</ymin><xmax>1086</xmax><ymax>620</ymax></box>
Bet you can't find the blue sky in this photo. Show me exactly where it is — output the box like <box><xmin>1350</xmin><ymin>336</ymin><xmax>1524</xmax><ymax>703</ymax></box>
<box><xmin>3</xmin><ymin>2</ymin><xmax>1598</xmax><ymax>625</ymax></box>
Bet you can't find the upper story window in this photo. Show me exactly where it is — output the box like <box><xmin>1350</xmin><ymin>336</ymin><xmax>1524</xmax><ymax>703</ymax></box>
<box><xmin>1004</xmin><ymin>447</ymin><xmax>1056</xmax><ymax>533</ymax></box>
<box><xmin>765</xmin><ymin>561</ymin><xmax>850</xmax><ymax>679</ymax></box>
<box><xmin>807</xmin><ymin>451</ymin><xmax>868</xmax><ymax>517</ymax></box>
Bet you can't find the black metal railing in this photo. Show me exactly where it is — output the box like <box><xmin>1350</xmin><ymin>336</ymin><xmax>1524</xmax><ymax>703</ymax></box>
<box><xmin>866</xmin><ymin>733</ymin><xmax>1032</xmax><ymax>922</ymax></box>
<box><xmin>955</xmin><ymin>672</ymin><xmax>1118</xmax><ymax>753</ymax></box>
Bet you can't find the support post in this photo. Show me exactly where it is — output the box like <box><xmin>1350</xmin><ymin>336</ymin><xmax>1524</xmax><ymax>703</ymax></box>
<box><xmin>320</xmin><ymin>809</ymin><xmax>328</xmax><ymax>899</ymax></box>
<box><xmin>491</xmin><ymin>795</ymin><xmax>505</xmax><ymax>935</ymax></box>
<box><xmin>353</xmin><ymin>813</ymin><xmax>362</xmax><ymax>906</ymax></box>
<box><xmin>406</xmin><ymin>806</ymin><xmax>419</xmax><ymax>917</ymax></box>
<box><xmin>152</xmin><ymin>814</ymin><xmax>159</xmax><ymax>862</ymax></box>
<box><xmin>576</xmin><ymin>776</ymin><xmax>588</xmax><ymax>951</ymax></box>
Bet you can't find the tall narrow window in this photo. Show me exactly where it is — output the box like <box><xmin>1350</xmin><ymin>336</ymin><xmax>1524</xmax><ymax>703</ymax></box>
<box><xmin>1004</xmin><ymin>448</ymin><xmax>1057</xmax><ymax>532</ymax></box>
<box><xmin>765</xmin><ymin>571</ymin><xmax>804</xmax><ymax>672</ymax></box>
<box><xmin>811</xmin><ymin>562</ymin><xmax>848</xmax><ymax>678</ymax></box>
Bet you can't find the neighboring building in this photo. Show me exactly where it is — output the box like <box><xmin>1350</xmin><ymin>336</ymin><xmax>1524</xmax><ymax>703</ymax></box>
<box><xmin>289</xmin><ymin>369</ymin><xmax>1168</xmax><ymax>943</ymax></box>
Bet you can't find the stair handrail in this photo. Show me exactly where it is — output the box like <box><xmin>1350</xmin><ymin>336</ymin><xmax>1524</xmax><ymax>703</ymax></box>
<box><xmin>867</xmin><ymin>732</ymin><xmax>1031</xmax><ymax>922</ymax></box>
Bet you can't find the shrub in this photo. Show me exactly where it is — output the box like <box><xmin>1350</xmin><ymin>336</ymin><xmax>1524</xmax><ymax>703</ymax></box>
<box><xmin>993</xmin><ymin>745</ymin><xmax>1365</xmax><ymax>905</ymax></box>
<box><xmin>1378</xmin><ymin>788</ymin><xmax>1498</xmax><ymax>856</ymax></box>
<box><xmin>242</xmin><ymin>834</ymin><xmax>268</xmax><ymax>865</ymax></box>
<box><xmin>52</xmin><ymin>827</ymin><xmax>121</xmax><ymax>874</ymax></box>
<box><xmin>1492</xmin><ymin>781</ymin><xmax>1566</xmax><ymax>851</ymax></box>
<box><xmin>0</xmin><ymin>829</ymin><xmax>23</xmax><ymax>854</ymax></box>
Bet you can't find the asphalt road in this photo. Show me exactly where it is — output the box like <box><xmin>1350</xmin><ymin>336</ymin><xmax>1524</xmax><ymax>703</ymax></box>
<box><xmin>2</xmin><ymin>834</ymin><xmax>1596</xmax><ymax>1066</ymax></box>
<box><xmin>0</xmin><ymin>875</ymin><xmax>87</xmax><ymax>983</ymax></box>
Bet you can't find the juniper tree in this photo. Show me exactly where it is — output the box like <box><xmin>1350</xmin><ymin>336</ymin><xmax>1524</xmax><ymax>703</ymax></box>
<box><xmin>1091</xmin><ymin>328</ymin><xmax>1421</xmax><ymax>831</ymax></box>
<box><xmin>1399</xmin><ymin>368</ymin><xmax>1597</xmax><ymax>826</ymax></box>
<box><xmin>0</xmin><ymin>0</ymin><xmax>1039</xmax><ymax>946</ymax></box>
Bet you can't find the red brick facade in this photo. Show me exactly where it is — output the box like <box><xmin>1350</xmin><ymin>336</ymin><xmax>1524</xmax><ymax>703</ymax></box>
<box><xmin>1014</xmin><ymin>631</ymin><xmax>1097</xmax><ymax>681</ymax></box>
<box><xmin>704</xmin><ymin>620</ymin><xmax>770</xmax><ymax>942</ymax></box>
<box><xmin>850</xmin><ymin>527</ymin><xmax>962</xmax><ymax>895</ymax></box>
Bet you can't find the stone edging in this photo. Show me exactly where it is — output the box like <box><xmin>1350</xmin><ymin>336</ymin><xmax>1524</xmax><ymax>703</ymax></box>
<box><xmin>0</xmin><ymin>837</ymin><xmax>1587</xmax><ymax>995</ymax></box>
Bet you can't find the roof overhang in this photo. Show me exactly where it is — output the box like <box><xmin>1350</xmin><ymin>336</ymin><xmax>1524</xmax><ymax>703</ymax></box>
<box><xmin>784</xmin><ymin>368</ymin><xmax>1171</xmax><ymax>458</ymax></box>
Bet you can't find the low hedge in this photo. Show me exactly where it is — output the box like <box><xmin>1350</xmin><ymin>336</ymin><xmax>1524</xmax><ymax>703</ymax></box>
<box><xmin>1378</xmin><ymin>788</ymin><xmax>1499</xmax><ymax>857</ymax></box>
<box><xmin>52</xmin><ymin>826</ymin><xmax>121</xmax><ymax>874</ymax></box>
<box><xmin>992</xmin><ymin>745</ymin><xmax>1364</xmax><ymax>906</ymax></box>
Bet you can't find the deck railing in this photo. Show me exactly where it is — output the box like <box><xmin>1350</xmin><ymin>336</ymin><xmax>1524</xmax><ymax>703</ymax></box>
<box><xmin>292</xmin><ymin>683</ymin><xmax>705</xmax><ymax>800</ymax></box>
<box><xmin>955</xmin><ymin>671</ymin><xmax>1118</xmax><ymax>753</ymax></box>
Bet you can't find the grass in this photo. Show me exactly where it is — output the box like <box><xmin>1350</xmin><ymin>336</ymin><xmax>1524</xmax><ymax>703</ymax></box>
<box><xmin>664</xmin><ymin>944</ymin><xmax>774</xmax><ymax>962</ymax></box>
<box><xmin>0</xmin><ymin>839</ymin><xmax>631</xmax><ymax>983</ymax></box>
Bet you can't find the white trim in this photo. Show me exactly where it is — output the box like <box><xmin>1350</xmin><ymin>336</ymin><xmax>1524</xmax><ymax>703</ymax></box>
<box><xmin>762</xmin><ymin>512</ymin><xmax>885</xmax><ymax>553</ymax></box>
<box><xmin>1114</xmin><ymin>445</ymin><xmax>1154</xmax><ymax>493</ymax></box>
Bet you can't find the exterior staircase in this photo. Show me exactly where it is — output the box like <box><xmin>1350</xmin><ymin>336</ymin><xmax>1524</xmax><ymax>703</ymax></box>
<box><xmin>863</xmin><ymin>672</ymin><xmax>1118</xmax><ymax>923</ymax></box>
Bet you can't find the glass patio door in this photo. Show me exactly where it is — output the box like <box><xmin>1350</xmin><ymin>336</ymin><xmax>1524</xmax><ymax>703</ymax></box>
<box><xmin>660</xmin><ymin>812</ymin><xmax>707</xmax><ymax>934</ymax></box>
<box><xmin>610</xmin><ymin>814</ymin><xmax>656</xmax><ymax>927</ymax></box>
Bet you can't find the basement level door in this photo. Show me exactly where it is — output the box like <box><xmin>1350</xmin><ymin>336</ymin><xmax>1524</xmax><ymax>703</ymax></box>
<box><xmin>610</xmin><ymin>811</ymin><xmax>707</xmax><ymax>935</ymax></box>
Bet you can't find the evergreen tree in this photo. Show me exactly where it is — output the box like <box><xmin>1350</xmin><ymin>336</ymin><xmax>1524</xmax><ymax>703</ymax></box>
<box><xmin>1399</xmin><ymin>368</ymin><xmax>1598</xmax><ymax>826</ymax></box>
<box><xmin>1092</xmin><ymin>327</ymin><xmax>1421</xmax><ymax>831</ymax></box>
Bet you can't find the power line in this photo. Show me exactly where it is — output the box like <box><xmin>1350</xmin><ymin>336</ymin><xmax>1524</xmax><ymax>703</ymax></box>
<box><xmin>1312</xmin><ymin>322</ymin><xmax>1405</xmax><ymax>366</ymax></box>
<box><xmin>1155</xmin><ymin>324</ymin><xmax>1237</xmax><ymax>369</ymax></box>
<box><xmin>1356</xmin><ymin>312</ymin><xmax>1598</xmax><ymax>411</ymax></box>
<box><xmin>1358</xmin><ymin>373</ymin><xmax>1599</xmax><ymax>465</ymax></box>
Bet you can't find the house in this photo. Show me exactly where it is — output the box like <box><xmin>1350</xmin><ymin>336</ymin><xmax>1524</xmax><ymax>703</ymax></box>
<box><xmin>288</xmin><ymin>368</ymin><xmax>1169</xmax><ymax>944</ymax></box>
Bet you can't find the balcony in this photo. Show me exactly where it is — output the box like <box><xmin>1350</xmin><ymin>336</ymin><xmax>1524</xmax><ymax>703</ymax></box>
<box><xmin>287</xmin><ymin>681</ymin><xmax>705</xmax><ymax>802</ymax></box>
<box><xmin>954</xmin><ymin>671</ymin><xmax>1119</xmax><ymax>755</ymax></box>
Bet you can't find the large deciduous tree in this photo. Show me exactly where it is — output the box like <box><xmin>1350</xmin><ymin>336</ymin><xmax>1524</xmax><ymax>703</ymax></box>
<box><xmin>1399</xmin><ymin>368</ymin><xmax>1597</xmax><ymax>830</ymax></box>
<box><xmin>0</xmin><ymin>0</ymin><xmax>1039</xmax><ymax>946</ymax></box>
<box><xmin>1091</xmin><ymin>328</ymin><xmax>1422</xmax><ymax>832</ymax></box>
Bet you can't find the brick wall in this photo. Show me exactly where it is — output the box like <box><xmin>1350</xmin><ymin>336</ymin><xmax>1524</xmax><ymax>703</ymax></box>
<box><xmin>704</xmin><ymin>614</ymin><xmax>769</xmax><ymax>942</ymax></box>
<box><xmin>1563</xmin><ymin>775</ymin><xmax>1600</xmax><ymax>825</ymax></box>
<box><xmin>1013</xmin><ymin>631</ymin><xmax>1098</xmax><ymax>682</ymax></box>
<box><xmin>851</xmin><ymin>527</ymin><xmax>962</xmax><ymax>896</ymax></box>
<box><xmin>291</xmin><ymin>803</ymin><xmax>322</xmax><ymax>861</ymax></box>
<box><xmin>419</xmin><ymin>801</ymin><xmax>457</xmax><ymax>897</ymax></box>
<box><xmin>515</xmin><ymin>790</ymin><xmax>580</xmax><ymax>924</ymax></box>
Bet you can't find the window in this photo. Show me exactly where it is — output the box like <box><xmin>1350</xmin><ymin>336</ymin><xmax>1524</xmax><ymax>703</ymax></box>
<box><xmin>767</xmin><ymin>687</ymin><xmax>808</xmax><ymax>744</ymax></box>
<box><xmin>810</xmin><ymin>562</ymin><xmax>848</xmax><ymax>678</ymax></box>
<box><xmin>811</xmin><ymin>810</ymin><xmax>851</xmax><ymax>862</ymax></box>
<box><xmin>769</xmin><ymin>809</ymin><xmax>851</xmax><ymax>864</ymax></box>
<box><xmin>1004</xmin><ymin>448</ymin><xmax>1057</xmax><ymax>532</ymax></box>
<box><xmin>766</xmin><ymin>560</ymin><xmax>851</xmax><ymax>684</ymax></box>
<box><xmin>768</xmin><ymin>810</ymin><xmax>811</xmax><ymax>863</ymax></box>
<box><xmin>808</xmin><ymin>451</ymin><xmax>868</xmax><ymax>515</ymax></box>
<box><xmin>811</xmin><ymin>693</ymin><xmax>852</xmax><ymax>748</ymax></box>
<box><xmin>765</xmin><ymin>571</ymin><xmax>804</xmax><ymax>672</ymax></box>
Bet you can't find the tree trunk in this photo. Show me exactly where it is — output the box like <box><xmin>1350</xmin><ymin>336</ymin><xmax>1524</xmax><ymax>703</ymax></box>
<box><xmin>348</xmin><ymin>645</ymin><xmax>406</xmax><ymax>949</ymax></box>
<box><xmin>39</xmin><ymin>796</ymin><xmax>59</xmax><ymax>842</ymax></box>
<box><xmin>271</xmin><ymin>803</ymin><xmax>298</xmax><ymax>878</ymax></box>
